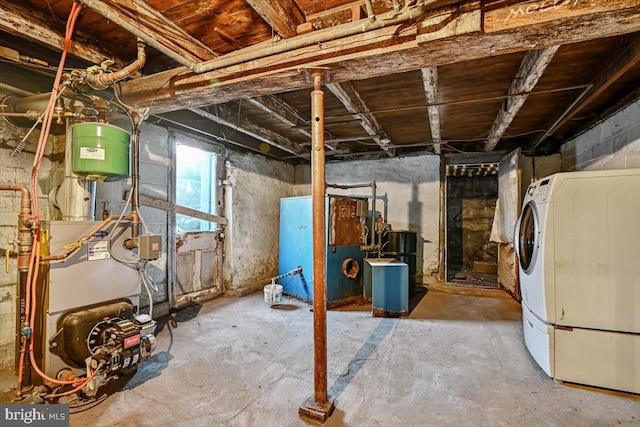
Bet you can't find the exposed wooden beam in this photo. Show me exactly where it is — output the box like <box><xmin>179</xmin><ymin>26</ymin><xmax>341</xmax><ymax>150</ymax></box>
<box><xmin>535</xmin><ymin>35</ymin><xmax>640</xmax><ymax>147</ymax></box>
<box><xmin>421</xmin><ymin>67</ymin><xmax>442</xmax><ymax>155</ymax></box>
<box><xmin>76</xmin><ymin>0</ymin><xmax>217</xmax><ymax>67</ymax></box>
<box><xmin>245</xmin><ymin>0</ymin><xmax>305</xmax><ymax>38</ymax></box>
<box><xmin>245</xmin><ymin>95</ymin><xmax>339</xmax><ymax>150</ymax></box>
<box><xmin>326</xmin><ymin>82</ymin><xmax>395</xmax><ymax>156</ymax></box>
<box><xmin>157</xmin><ymin>111</ymin><xmax>291</xmax><ymax>160</ymax></box>
<box><xmin>484</xmin><ymin>0</ymin><xmax>640</xmax><ymax>33</ymax></box>
<box><xmin>484</xmin><ymin>46</ymin><xmax>559</xmax><ymax>152</ymax></box>
<box><xmin>246</xmin><ymin>95</ymin><xmax>312</xmax><ymax>138</ymax></box>
<box><xmin>190</xmin><ymin>105</ymin><xmax>305</xmax><ymax>156</ymax></box>
<box><xmin>139</xmin><ymin>194</ymin><xmax>227</xmax><ymax>226</ymax></box>
<box><xmin>120</xmin><ymin>1</ymin><xmax>640</xmax><ymax>113</ymax></box>
<box><xmin>0</xmin><ymin>0</ymin><xmax>127</xmax><ymax>68</ymax></box>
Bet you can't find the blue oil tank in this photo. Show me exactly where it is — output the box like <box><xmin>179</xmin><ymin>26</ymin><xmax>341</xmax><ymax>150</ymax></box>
<box><xmin>278</xmin><ymin>195</ymin><xmax>365</xmax><ymax>306</ymax></box>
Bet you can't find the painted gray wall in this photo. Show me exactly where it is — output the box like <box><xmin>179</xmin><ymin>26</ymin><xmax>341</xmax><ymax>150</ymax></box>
<box><xmin>223</xmin><ymin>151</ymin><xmax>296</xmax><ymax>295</ymax></box>
<box><xmin>295</xmin><ymin>154</ymin><xmax>441</xmax><ymax>277</ymax></box>
<box><xmin>561</xmin><ymin>99</ymin><xmax>640</xmax><ymax>171</ymax></box>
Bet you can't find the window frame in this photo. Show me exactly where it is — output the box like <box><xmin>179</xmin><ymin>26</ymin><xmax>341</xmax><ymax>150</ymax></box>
<box><xmin>170</xmin><ymin>130</ymin><xmax>224</xmax><ymax>233</ymax></box>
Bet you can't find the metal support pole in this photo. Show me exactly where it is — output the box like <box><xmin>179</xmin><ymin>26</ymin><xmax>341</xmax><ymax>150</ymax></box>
<box><xmin>299</xmin><ymin>71</ymin><xmax>335</xmax><ymax>422</ymax></box>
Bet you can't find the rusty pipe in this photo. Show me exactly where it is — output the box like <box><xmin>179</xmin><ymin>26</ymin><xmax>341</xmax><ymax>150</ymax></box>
<box><xmin>41</xmin><ymin>215</ymin><xmax>120</xmax><ymax>261</ymax></box>
<box><xmin>85</xmin><ymin>41</ymin><xmax>146</xmax><ymax>90</ymax></box>
<box><xmin>311</xmin><ymin>72</ymin><xmax>328</xmax><ymax>405</ymax></box>
<box><xmin>0</xmin><ymin>184</ymin><xmax>33</xmax><ymax>271</ymax></box>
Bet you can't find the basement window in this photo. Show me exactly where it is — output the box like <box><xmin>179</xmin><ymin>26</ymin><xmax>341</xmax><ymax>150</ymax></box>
<box><xmin>175</xmin><ymin>144</ymin><xmax>219</xmax><ymax>232</ymax></box>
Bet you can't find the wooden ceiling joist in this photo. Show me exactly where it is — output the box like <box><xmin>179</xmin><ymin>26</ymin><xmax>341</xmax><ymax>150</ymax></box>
<box><xmin>120</xmin><ymin>1</ymin><xmax>640</xmax><ymax>113</ymax></box>
<box><xmin>421</xmin><ymin>67</ymin><xmax>442</xmax><ymax>155</ymax></box>
<box><xmin>245</xmin><ymin>0</ymin><xmax>305</xmax><ymax>38</ymax></box>
<box><xmin>246</xmin><ymin>95</ymin><xmax>312</xmax><ymax>138</ymax></box>
<box><xmin>534</xmin><ymin>35</ymin><xmax>640</xmax><ymax>148</ymax></box>
<box><xmin>246</xmin><ymin>95</ymin><xmax>342</xmax><ymax>150</ymax></box>
<box><xmin>484</xmin><ymin>46</ymin><xmax>559</xmax><ymax>152</ymax></box>
<box><xmin>77</xmin><ymin>0</ymin><xmax>217</xmax><ymax>67</ymax></box>
<box><xmin>190</xmin><ymin>105</ymin><xmax>305</xmax><ymax>156</ymax></box>
<box><xmin>326</xmin><ymin>81</ymin><xmax>395</xmax><ymax>156</ymax></box>
<box><xmin>0</xmin><ymin>0</ymin><xmax>125</xmax><ymax>68</ymax></box>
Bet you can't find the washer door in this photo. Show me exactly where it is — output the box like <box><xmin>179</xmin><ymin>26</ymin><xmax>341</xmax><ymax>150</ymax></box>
<box><xmin>516</xmin><ymin>201</ymin><xmax>539</xmax><ymax>275</ymax></box>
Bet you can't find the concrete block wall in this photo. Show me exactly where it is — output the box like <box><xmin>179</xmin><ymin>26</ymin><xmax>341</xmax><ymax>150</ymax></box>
<box><xmin>0</xmin><ymin>95</ymin><xmax>54</xmax><ymax>368</ymax></box>
<box><xmin>95</xmin><ymin>121</ymin><xmax>170</xmax><ymax>308</ymax></box>
<box><xmin>295</xmin><ymin>154</ymin><xmax>441</xmax><ymax>277</ymax></box>
<box><xmin>561</xmin><ymin>99</ymin><xmax>640</xmax><ymax>171</ymax></box>
<box><xmin>223</xmin><ymin>151</ymin><xmax>296</xmax><ymax>295</ymax></box>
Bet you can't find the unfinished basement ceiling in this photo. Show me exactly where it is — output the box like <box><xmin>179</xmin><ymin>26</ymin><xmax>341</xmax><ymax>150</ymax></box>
<box><xmin>1</xmin><ymin>0</ymin><xmax>640</xmax><ymax>163</ymax></box>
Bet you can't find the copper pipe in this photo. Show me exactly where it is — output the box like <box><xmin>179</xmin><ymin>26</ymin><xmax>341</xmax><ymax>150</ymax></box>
<box><xmin>41</xmin><ymin>215</ymin><xmax>120</xmax><ymax>261</ymax></box>
<box><xmin>311</xmin><ymin>72</ymin><xmax>328</xmax><ymax>404</ymax></box>
<box><xmin>85</xmin><ymin>41</ymin><xmax>146</xmax><ymax>90</ymax></box>
<box><xmin>0</xmin><ymin>184</ymin><xmax>33</xmax><ymax>271</ymax></box>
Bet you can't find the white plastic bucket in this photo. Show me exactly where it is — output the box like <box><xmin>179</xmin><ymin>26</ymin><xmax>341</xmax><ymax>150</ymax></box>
<box><xmin>263</xmin><ymin>283</ymin><xmax>283</xmax><ymax>305</ymax></box>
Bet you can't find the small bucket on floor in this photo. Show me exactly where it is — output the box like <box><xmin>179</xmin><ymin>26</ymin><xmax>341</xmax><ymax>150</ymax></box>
<box><xmin>264</xmin><ymin>280</ymin><xmax>283</xmax><ymax>305</ymax></box>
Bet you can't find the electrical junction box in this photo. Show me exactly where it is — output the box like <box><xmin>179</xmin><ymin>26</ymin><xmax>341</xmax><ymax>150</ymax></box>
<box><xmin>139</xmin><ymin>234</ymin><xmax>161</xmax><ymax>260</ymax></box>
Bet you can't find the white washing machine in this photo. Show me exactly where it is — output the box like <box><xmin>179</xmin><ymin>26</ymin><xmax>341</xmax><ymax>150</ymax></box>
<box><xmin>515</xmin><ymin>169</ymin><xmax>640</xmax><ymax>394</ymax></box>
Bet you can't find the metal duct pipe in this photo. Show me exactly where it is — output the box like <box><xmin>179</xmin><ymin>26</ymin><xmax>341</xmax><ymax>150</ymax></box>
<box><xmin>0</xmin><ymin>184</ymin><xmax>33</xmax><ymax>271</ymax></box>
<box><xmin>0</xmin><ymin>91</ymin><xmax>69</xmax><ymax>134</ymax></box>
<box><xmin>5</xmin><ymin>93</ymin><xmax>50</xmax><ymax>113</ymax></box>
<box><xmin>191</xmin><ymin>2</ymin><xmax>426</xmax><ymax>74</ymax></box>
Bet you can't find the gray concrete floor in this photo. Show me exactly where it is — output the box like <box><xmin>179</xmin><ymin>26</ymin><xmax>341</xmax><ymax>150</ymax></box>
<box><xmin>3</xmin><ymin>283</ymin><xmax>640</xmax><ymax>426</ymax></box>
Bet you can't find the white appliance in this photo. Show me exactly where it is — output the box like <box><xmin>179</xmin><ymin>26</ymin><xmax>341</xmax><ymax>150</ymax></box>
<box><xmin>515</xmin><ymin>169</ymin><xmax>640</xmax><ymax>394</ymax></box>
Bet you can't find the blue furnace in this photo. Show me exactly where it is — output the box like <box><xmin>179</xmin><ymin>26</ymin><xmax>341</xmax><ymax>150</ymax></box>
<box><xmin>278</xmin><ymin>195</ymin><xmax>366</xmax><ymax>306</ymax></box>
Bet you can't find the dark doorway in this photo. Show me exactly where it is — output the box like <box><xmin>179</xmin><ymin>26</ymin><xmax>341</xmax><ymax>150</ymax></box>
<box><xmin>446</xmin><ymin>174</ymin><xmax>499</xmax><ymax>286</ymax></box>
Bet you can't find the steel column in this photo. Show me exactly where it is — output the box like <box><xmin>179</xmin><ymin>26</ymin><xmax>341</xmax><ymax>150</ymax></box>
<box><xmin>311</xmin><ymin>72</ymin><xmax>327</xmax><ymax>403</ymax></box>
<box><xmin>299</xmin><ymin>72</ymin><xmax>335</xmax><ymax>422</ymax></box>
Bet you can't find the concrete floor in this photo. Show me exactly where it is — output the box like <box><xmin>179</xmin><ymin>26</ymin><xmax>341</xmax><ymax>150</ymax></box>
<box><xmin>2</xmin><ymin>283</ymin><xmax>639</xmax><ymax>426</ymax></box>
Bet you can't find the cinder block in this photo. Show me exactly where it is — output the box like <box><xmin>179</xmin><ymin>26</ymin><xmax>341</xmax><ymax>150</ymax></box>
<box><xmin>140</xmin><ymin>124</ymin><xmax>169</xmax><ymax>146</ymax></box>
<box><xmin>625</xmin><ymin>154</ymin><xmax>640</xmax><ymax>169</ymax></box>
<box><xmin>591</xmin><ymin>140</ymin><xmax>614</xmax><ymax>161</ymax></box>
<box><xmin>140</xmin><ymin>161</ymin><xmax>169</xmax><ymax>187</ymax></box>
<box><xmin>600</xmin><ymin>155</ymin><xmax>625</xmax><ymax>170</ymax></box>
<box><xmin>623</xmin><ymin>138</ymin><xmax>640</xmax><ymax>155</ymax></box>
<box><xmin>140</xmin><ymin>141</ymin><xmax>170</xmax><ymax>165</ymax></box>
<box><xmin>613</xmin><ymin>133</ymin><xmax>632</xmax><ymax>154</ymax></box>
<box><xmin>140</xmin><ymin>184</ymin><xmax>168</xmax><ymax>201</ymax></box>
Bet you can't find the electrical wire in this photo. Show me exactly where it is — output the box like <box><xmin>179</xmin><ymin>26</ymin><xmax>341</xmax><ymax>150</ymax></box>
<box><xmin>19</xmin><ymin>1</ymin><xmax>85</xmax><ymax>390</ymax></box>
<box><xmin>140</xmin><ymin>266</ymin><xmax>154</xmax><ymax>319</ymax></box>
<box><xmin>45</xmin><ymin>363</ymin><xmax>104</xmax><ymax>399</ymax></box>
<box><xmin>106</xmin><ymin>182</ymin><xmax>138</xmax><ymax>265</ymax></box>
